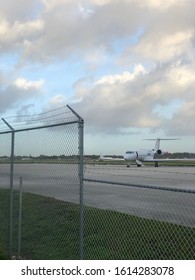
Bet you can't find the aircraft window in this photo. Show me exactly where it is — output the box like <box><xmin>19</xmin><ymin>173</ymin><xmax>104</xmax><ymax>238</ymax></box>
<box><xmin>126</xmin><ymin>151</ymin><xmax>134</xmax><ymax>154</ymax></box>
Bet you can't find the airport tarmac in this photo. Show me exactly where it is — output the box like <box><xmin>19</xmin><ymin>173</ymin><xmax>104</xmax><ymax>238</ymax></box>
<box><xmin>84</xmin><ymin>164</ymin><xmax>195</xmax><ymax>191</ymax></box>
<box><xmin>0</xmin><ymin>164</ymin><xmax>195</xmax><ymax>227</ymax></box>
<box><xmin>84</xmin><ymin>164</ymin><xmax>195</xmax><ymax>227</ymax></box>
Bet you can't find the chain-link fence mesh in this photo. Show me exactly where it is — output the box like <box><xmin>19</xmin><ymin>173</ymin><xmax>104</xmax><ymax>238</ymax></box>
<box><xmin>83</xmin><ymin>164</ymin><xmax>195</xmax><ymax>260</ymax></box>
<box><xmin>0</xmin><ymin>132</ymin><xmax>12</xmax><ymax>259</ymax></box>
<box><xmin>1</xmin><ymin>106</ymin><xmax>195</xmax><ymax>260</ymax></box>
<box><xmin>0</xmin><ymin>176</ymin><xmax>10</xmax><ymax>259</ymax></box>
<box><xmin>0</xmin><ymin>106</ymin><xmax>84</xmax><ymax>259</ymax></box>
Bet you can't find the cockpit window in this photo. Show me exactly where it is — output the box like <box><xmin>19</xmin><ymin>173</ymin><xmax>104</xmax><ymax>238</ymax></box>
<box><xmin>126</xmin><ymin>151</ymin><xmax>134</xmax><ymax>154</ymax></box>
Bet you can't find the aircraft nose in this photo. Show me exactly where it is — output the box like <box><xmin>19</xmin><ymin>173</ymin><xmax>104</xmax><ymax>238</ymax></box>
<box><xmin>124</xmin><ymin>153</ymin><xmax>128</xmax><ymax>160</ymax></box>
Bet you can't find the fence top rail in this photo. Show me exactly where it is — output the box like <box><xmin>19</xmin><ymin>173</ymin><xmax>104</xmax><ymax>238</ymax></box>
<box><xmin>0</xmin><ymin>105</ymin><xmax>82</xmax><ymax>134</ymax></box>
<box><xmin>84</xmin><ymin>178</ymin><xmax>195</xmax><ymax>194</ymax></box>
<box><xmin>0</xmin><ymin>120</ymin><xmax>80</xmax><ymax>134</ymax></box>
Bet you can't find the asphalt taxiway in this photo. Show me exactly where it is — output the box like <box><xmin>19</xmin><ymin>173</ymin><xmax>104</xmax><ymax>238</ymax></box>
<box><xmin>0</xmin><ymin>164</ymin><xmax>194</xmax><ymax>227</ymax></box>
<box><xmin>83</xmin><ymin>165</ymin><xmax>195</xmax><ymax>227</ymax></box>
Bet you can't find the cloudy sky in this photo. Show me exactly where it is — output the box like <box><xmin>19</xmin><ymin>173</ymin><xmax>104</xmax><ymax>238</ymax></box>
<box><xmin>0</xmin><ymin>0</ymin><xmax>195</xmax><ymax>154</ymax></box>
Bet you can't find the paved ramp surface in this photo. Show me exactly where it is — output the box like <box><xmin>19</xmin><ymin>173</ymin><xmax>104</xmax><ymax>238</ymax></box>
<box><xmin>0</xmin><ymin>164</ymin><xmax>195</xmax><ymax>227</ymax></box>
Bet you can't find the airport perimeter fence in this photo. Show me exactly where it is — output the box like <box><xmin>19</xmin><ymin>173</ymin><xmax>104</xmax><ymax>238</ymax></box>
<box><xmin>0</xmin><ymin>105</ymin><xmax>84</xmax><ymax>260</ymax></box>
<box><xmin>0</xmin><ymin>105</ymin><xmax>194</xmax><ymax>260</ymax></box>
<box><xmin>83</xmin><ymin>165</ymin><xmax>195</xmax><ymax>260</ymax></box>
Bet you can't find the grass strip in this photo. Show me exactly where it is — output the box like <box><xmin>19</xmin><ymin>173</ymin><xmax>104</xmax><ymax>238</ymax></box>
<box><xmin>0</xmin><ymin>189</ymin><xmax>194</xmax><ymax>260</ymax></box>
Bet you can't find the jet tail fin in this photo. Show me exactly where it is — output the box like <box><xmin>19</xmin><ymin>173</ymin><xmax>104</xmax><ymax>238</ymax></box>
<box><xmin>144</xmin><ymin>138</ymin><xmax>180</xmax><ymax>151</ymax></box>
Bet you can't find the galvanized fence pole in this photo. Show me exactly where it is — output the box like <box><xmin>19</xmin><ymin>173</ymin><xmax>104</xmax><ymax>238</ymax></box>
<box><xmin>78</xmin><ymin>119</ymin><xmax>84</xmax><ymax>260</ymax></box>
<box><xmin>2</xmin><ymin>118</ymin><xmax>15</xmax><ymax>257</ymax></box>
<box><xmin>18</xmin><ymin>176</ymin><xmax>23</xmax><ymax>258</ymax></box>
<box><xmin>9</xmin><ymin>131</ymin><xmax>15</xmax><ymax>257</ymax></box>
<box><xmin>67</xmin><ymin>105</ymin><xmax>85</xmax><ymax>259</ymax></box>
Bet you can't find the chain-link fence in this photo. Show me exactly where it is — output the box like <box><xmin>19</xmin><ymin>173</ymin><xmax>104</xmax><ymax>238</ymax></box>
<box><xmin>1</xmin><ymin>106</ymin><xmax>194</xmax><ymax>260</ymax></box>
<box><xmin>0</xmin><ymin>105</ymin><xmax>84</xmax><ymax>259</ymax></box>
<box><xmin>83</xmin><ymin>164</ymin><xmax>195</xmax><ymax>260</ymax></box>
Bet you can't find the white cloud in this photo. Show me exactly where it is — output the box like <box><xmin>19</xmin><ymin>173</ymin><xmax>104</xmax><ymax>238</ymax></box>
<box><xmin>41</xmin><ymin>0</ymin><xmax>72</xmax><ymax>11</ymax></box>
<box><xmin>0</xmin><ymin>17</ymin><xmax>44</xmax><ymax>53</ymax></box>
<box><xmin>166</xmin><ymin>63</ymin><xmax>195</xmax><ymax>87</ymax></box>
<box><xmin>72</xmin><ymin>65</ymin><xmax>161</xmax><ymax>132</ymax></box>
<box><xmin>133</xmin><ymin>30</ymin><xmax>194</xmax><ymax>63</ymax></box>
<box><xmin>0</xmin><ymin>0</ymin><xmax>195</xmax><ymax>141</ymax></box>
<box><xmin>84</xmin><ymin>45</ymin><xmax>107</xmax><ymax>65</ymax></box>
<box><xmin>96</xmin><ymin>64</ymin><xmax>146</xmax><ymax>85</ymax></box>
<box><xmin>72</xmin><ymin>59</ymin><xmax>195</xmax><ymax>135</ymax></box>
<box><xmin>0</xmin><ymin>17</ymin><xmax>43</xmax><ymax>36</ymax></box>
<box><xmin>49</xmin><ymin>94</ymin><xmax>65</xmax><ymax>107</ymax></box>
<box><xmin>78</xmin><ymin>3</ymin><xmax>94</xmax><ymax>19</ymax></box>
<box><xmin>15</xmin><ymin>77</ymin><xmax>44</xmax><ymax>90</ymax></box>
<box><xmin>0</xmin><ymin>77</ymin><xmax>44</xmax><ymax>114</ymax></box>
<box><xmin>139</xmin><ymin>0</ymin><xmax>184</xmax><ymax>9</ymax></box>
<box><xmin>162</xmin><ymin>100</ymin><xmax>195</xmax><ymax>135</ymax></box>
<box><xmin>0</xmin><ymin>0</ymin><xmax>42</xmax><ymax>21</ymax></box>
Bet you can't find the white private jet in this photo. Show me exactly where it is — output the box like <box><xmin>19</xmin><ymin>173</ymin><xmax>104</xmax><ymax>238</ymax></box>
<box><xmin>101</xmin><ymin>138</ymin><xmax>195</xmax><ymax>167</ymax></box>
<box><xmin>124</xmin><ymin>138</ymin><xmax>175</xmax><ymax>167</ymax></box>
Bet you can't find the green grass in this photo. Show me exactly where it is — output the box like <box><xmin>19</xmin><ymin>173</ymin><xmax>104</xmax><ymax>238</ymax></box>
<box><xmin>0</xmin><ymin>189</ymin><xmax>194</xmax><ymax>260</ymax></box>
<box><xmin>0</xmin><ymin>250</ymin><xmax>9</xmax><ymax>260</ymax></box>
<box><xmin>84</xmin><ymin>208</ymin><xmax>194</xmax><ymax>259</ymax></box>
<box><xmin>0</xmin><ymin>189</ymin><xmax>9</xmax><ymax>259</ymax></box>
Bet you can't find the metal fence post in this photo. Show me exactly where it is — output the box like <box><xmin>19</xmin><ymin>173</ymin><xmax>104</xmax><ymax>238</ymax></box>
<box><xmin>9</xmin><ymin>131</ymin><xmax>15</xmax><ymax>257</ymax></box>
<box><xmin>18</xmin><ymin>176</ymin><xmax>23</xmax><ymax>258</ymax></box>
<box><xmin>2</xmin><ymin>118</ymin><xmax>15</xmax><ymax>257</ymax></box>
<box><xmin>66</xmin><ymin>105</ymin><xmax>85</xmax><ymax>259</ymax></box>
<box><xmin>78</xmin><ymin>119</ymin><xmax>84</xmax><ymax>260</ymax></box>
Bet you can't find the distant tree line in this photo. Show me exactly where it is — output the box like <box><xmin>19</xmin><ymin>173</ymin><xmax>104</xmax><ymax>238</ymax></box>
<box><xmin>0</xmin><ymin>153</ymin><xmax>195</xmax><ymax>160</ymax></box>
<box><xmin>155</xmin><ymin>153</ymin><xmax>195</xmax><ymax>159</ymax></box>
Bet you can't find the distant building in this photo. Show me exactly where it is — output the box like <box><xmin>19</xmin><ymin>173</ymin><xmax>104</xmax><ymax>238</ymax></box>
<box><xmin>22</xmin><ymin>157</ymin><xmax>31</xmax><ymax>161</ymax></box>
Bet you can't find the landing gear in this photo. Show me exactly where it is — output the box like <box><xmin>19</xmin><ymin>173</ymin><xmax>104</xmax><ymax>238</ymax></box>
<box><xmin>155</xmin><ymin>161</ymin><xmax>159</xmax><ymax>167</ymax></box>
<box><xmin>136</xmin><ymin>159</ymin><xmax>142</xmax><ymax>167</ymax></box>
<box><xmin>127</xmin><ymin>164</ymin><xmax>130</xmax><ymax>168</ymax></box>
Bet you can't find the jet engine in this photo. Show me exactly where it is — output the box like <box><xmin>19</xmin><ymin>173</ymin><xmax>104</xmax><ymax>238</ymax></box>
<box><xmin>156</xmin><ymin>149</ymin><xmax>162</xmax><ymax>155</ymax></box>
<box><xmin>156</xmin><ymin>149</ymin><xmax>167</xmax><ymax>155</ymax></box>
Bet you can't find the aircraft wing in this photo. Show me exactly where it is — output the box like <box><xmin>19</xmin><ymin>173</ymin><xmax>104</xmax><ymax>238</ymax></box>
<box><xmin>100</xmin><ymin>155</ymin><xmax>124</xmax><ymax>161</ymax></box>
